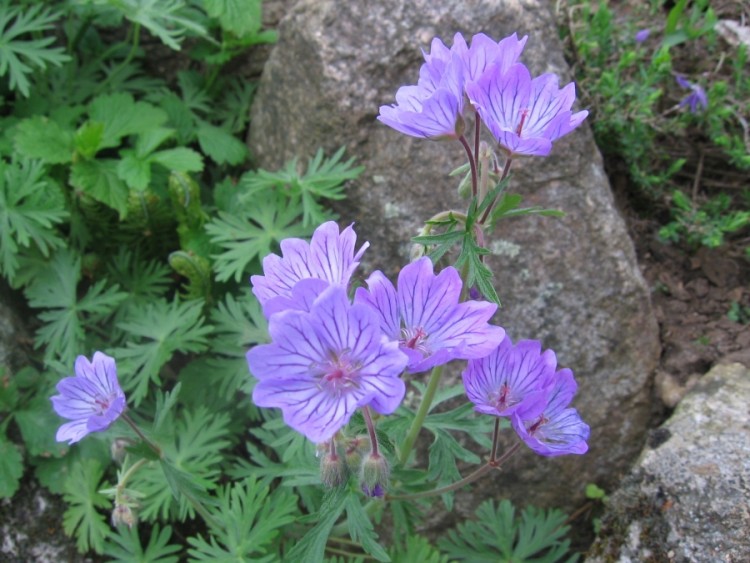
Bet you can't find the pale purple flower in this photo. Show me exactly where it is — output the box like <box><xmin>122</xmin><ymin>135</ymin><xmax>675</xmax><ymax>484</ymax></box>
<box><xmin>247</xmin><ymin>285</ymin><xmax>408</xmax><ymax>443</ymax></box>
<box><xmin>251</xmin><ymin>221</ymin><xmax>368</xmax><ymax>317</ymax></box>
<box><xmin>51</xmin><ymin>352</ymin><xmax>126</xmax><ymax>445</ymax></box>
<box><xmin>378</xmin><ymin>53</ymin><xmax>466</xmax><ymax>139</ymax></box>
<box><xmin>634</xmin><ymin>28</ymin><xmax>651</xmax><ymax>43</ymax></box>
<box><xmin>422</xmin><ymin>32</ymin><xmax>528</xmax><ymax>90</ymax></box>
<box><xmin>467</xmin><ymin>63</ymin><xmax>589</xmax><ymax>157</ymax></box>
<box><xmin>462</xmin><ymin>336</ymin><xmax>556</xmax><ymax>420</ymax></box>
<box><xmin>511</xmin><ymin>369</ymin><xmax>590</xmax><ymax>456</ymax></box>
<box><xmin>675</xmin><ymin>75</ymin><xmax>708</xmax><ymax>114</ymax></box>
<box><xmin>354</xmin><ymin>257</ymin><xmax>504</xmax><ymax>374</ymax></box>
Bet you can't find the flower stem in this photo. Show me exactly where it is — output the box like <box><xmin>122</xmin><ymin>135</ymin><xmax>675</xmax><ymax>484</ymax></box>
<box><xmin>388</xmin><ymin>442</ymin><xmax>522</xmax><ymax>501</ymax></box>
<box><xmin>398</xmin><ymin>364</ymin><xmax>444</xmax><ymax>465</ymax></box>
<box><xmin>362</xmin><ymin>407</ymin><xmax>379</xmax><ymax>458</ymax></box>
<box><xmin>473</xmin><ymin>113</ymin><xmax>482</xmax><ymax>171</ymax></box>
<box><xmin>121</xmin><ymin>413</ymin><xmax>163</xmax><ymax>459</ymax></box>
<box><xmin>489</xmin><ymin>417</ymin><xmax>501</xmax><ymax>462</ymax></box>
<box><xmin>479</xmin><ymin>157</ymin><xmax>514</xmax><ymax>225</ymax></box>
<box><xmin>459</xmin><ymin>135</ymin><xmax>478</xmax><ymax>198</ymax></box>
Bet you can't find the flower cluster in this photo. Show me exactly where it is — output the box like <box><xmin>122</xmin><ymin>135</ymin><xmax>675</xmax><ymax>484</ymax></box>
<box><xmin>462</xmin><ymin>335</ymin><xmax>589</xmax><ymax>456</ymax></box>
<box><xmin>378</xmin><ymin>32</ymin><xmax>588</xmax><ymax>157</ymax></box>
<box><xmin>247</xmin><ymin>222</ymin><xmax>505</xmax><ymax>444</ymax></box>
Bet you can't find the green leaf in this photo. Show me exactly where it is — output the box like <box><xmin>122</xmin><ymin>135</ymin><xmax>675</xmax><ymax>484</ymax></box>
<box><xmin>111</xmin><ymin>0</ymin><xmax>209</xmax><ymax>50</ymax></box>
<box><xmin>455</xmin><ymin>233</ymin><xmax>500</xmax><ymax>305</ymax></box>
<box><xmin>206</xmin><ymin>192</ymin><xmax>308</xmax><ymax>282</ymax></box>
<box><xmin>187</xmin><ymin>478</ymin><xmax>298</xmax><ymax>561</ymax></box>
<box><xmin>24</xmin><ymin>249</ymin><xmax>127</xmax><ymax>365</ymax></box>
<box><xmin>0</xmin><ymin>3</ymin><xmax>70</xmax><ymax>97</ymax></box>
<box><xmin>70</xmin><ymin>158</ymin><xmax>130</xmax><ymax>218</ymax></box>
<box><xmin>285</xmin><ymin>486</ymin><xmax>349</xmax><ymax>563</ymax></box>
<box><xmin>74</xmin><ymin>121</ymin><xmax>105</xmax><ymax>159</ymax></box>
<box><xmin>196</xmin><ymin>121</ymin><xmax>247</xmax><ymax>165</ymax></box>
<box><xmin>0</xmin><ymin>435</ymin><xmax>23</xmax><ymax>498</ymax></box>
<box><xmin>14</xmin><ymin>116</ymin><xmax>74</xmax><ymax>163</ymax></box>
<box><xmin>150</xmin><ymin>147</ymin><xmax>204</xmax><ymax>173</ymax></box>
<box><xmin>117</xmin><ymin>150</ymin><xmax>152</xmax><ymax>191</ymax></box>
<box><xmin>105</xmin><ymin>524</ymin><xmax>181</xmax><ymax>563</ymax></box>
<box><xmin>203</xmin><ymin>0</ymin><xmax>263</xmax><ymax>37</ymax></box>
<box><xmin>345</xmin><ymin>495</ymin><xmax>391</xmax><ymax>561</ymax></box>
<box><xmin>62</xmin><ymin>459</ymin><xmax>111</xmax><ymax>554</ymax></box>
<box><xmin>114</xmin><ymin>298</ymin><xmax>213</xmax><ymax>405</ymax></box>
<box><xmin>15</xmin><ymin>394</ymin><xmax>69</xmax><ymax>457</ymax></box>
<box><xmin>89</xmin><ymin>93</ymin><xmax>168</xmax><ymax>149</ymax></box>
<box><xmin>0</xmin><ymin>158</ymin><xmax>67</xmax><ymax>282</ymax></box>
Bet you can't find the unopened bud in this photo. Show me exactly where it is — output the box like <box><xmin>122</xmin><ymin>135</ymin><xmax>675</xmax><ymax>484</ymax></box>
<box><xmin>320</xmin><ymin>452</ymin><xmax>348</xmax><ymax>488</ymax></box>
<box><xmin>112</xmin><ymin>504</ymin><xmax>136</xmax><ymax>528</ymax></box>
<box><xmin>110</xmin><ymin>438</ymin><xmax>132</xmax><ymax>464</ymax></box>
<box><xmin>359</xmin><ymin>453</ymin><xmax>390</xmax><ymax>498</ymax></box>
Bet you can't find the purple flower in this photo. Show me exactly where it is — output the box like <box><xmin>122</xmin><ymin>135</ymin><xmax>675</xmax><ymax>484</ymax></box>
<box><xmin>511</xmin><ymin>369</ymin><xmax>590</xmax><ymax>456</ymax></box>
<box><xmin>462</xmin><ymin>336</ymin><xmax>556</xmax><ymax>420</ymax></box>
<box><xmin>247</xmin><ymin>285</ymin><xmax>408</xmax><ymax>443</ymax></box>
<box><xmin>378</xmin><ymin>53</ymin><xmax>466</xmax><ymax>139</ymax></box>
<box><xmin>51</xmin><ymin>352</ymin><xmax>127</xmax><ymax>445</ymax></box>
<box><xmin>422</xmin><ymin>32</ymin><xmax>528</xmax><ymax>89</ymax></box>
<box><xmin>355</xmin><ymin>257</ymin><xmax>504</xmax><ymax>374</ymax></box>
<box><xmin>251</xmin><ymin>221</ymin><xmax>368</xmax><ymax>317</ymax></box>
<box><xmin>467</xmin><ymin>63</ymin><xmax>588</xmax><ymax>157</ymax></box>
<box><xmin>675</xmin><ymin>75</ymin><xmax>708</xmax><ymax>114</ymax></box>
<box><xmin>634</xmin><ymin>28</ymin><xmax>651</xmax><ymax>43</ymax></box>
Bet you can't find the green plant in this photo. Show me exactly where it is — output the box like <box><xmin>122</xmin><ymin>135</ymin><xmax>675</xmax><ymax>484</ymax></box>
<box><xmin>658</xmin><ymin>190</ymin><xmax>750</xmax><ymax>248</ymax></box>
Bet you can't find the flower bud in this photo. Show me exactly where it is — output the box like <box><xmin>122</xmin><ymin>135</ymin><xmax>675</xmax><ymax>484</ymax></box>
<box><xmin>112</xmin><ymin>504</ymin><xmax>136</xmax><ymax>528</ymax></box>
<box><xmin>320</xmin><ymin>451</ymin><xmax>348</xmax><ymax>488</ymax></box>
<box><xmin>359</xmin><ymin>453</ymin><xmax>390</xmax><ymax>498</ymax></box>
<box><xmin>110</xmin><ymin>438</ymin><xmax>132</xmax><ymax>465</ymax></box>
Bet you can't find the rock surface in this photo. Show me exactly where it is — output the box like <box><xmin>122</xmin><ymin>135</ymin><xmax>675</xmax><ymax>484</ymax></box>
<box><xmin>587</xmin><ymin>362</ymin><xmax>750</xmax><ymax>562</ymax></box>
<box><xmin>248</xmin><ymin>0</ymin><xmax>660</xmax><ymax>514</ymax></box>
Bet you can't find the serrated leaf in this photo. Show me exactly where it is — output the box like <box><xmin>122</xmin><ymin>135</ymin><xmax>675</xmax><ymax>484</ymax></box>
<box><xmin>203</xmin><ymin>0</ymin><xmax>262</xmax><ymax>37</ymax></box>
<box><xmin>285</xmin><ymin>486</ymin><xmax>349</xmax><ymax>563</ymax></box>
<box><xmin>151</xmin><ymin>147</ymin><xmax>204</xmax><ymax>173</ymax></box>
<box><xmin>206</xmin><ymin>192</ymin><xmax>307</xmax><ymax>282</ymax></box>
<box><xmin>70</xmin><ymin>158</ymin><xmax>130</xmax><ymax>218</ymax></box>
<box><xmin>117</xmin><ymin>150</ymin><xmax>152</xmax><ymax>191</ymax></box>
<box><xmin>114</xmin><ymin>298</ymin><xmax>213</xmax><ymax>405</ymax></box>
<box><xmin>196</xmin><ymin>121</ymin><xmax>247</xmax><ymax>165</ymax></box>
<box><xmin>14</xmin><ymin>116</ymin><xmax>74</xmax><ymax>163</ymax></box>
<box><xmin>74</xmin><ymin>121</ymin><xmax>105</xmax><ymax>159</ymax></box>
<box><xmin>0</xmin><ymin>158</ymin><xmax>67</xmax><ymax>282</ymax></box>
<box><xmin>0</xmin><ymin>3</ymin><xmax>71</xmax><ymax>97</ymax></box>
<box><xmin>0</xmin><ymin>436</ymin><xmax>23</xmax><ymax>498</ymax></box>
<box><xmin>89</xmin><ymin>93</ymin><xmax>168</xmax><ymax>149</ymax></box>
<box><xmin>15</xmin><ymin>394</ymin><xmax>69</xmax><ymax>457</ymax></box>
<box><xmin>111</xmin><ymin>0</ymin><xmax>208</xmax><ymax>51</ymax></box>
<box><xmin>62</xmin><ymin>459</ymin><xmax>111</xmax><ymax>554</ymax></box>
<box><xmin>345</xmin><ymin>495</ymin><xmax>391</xmax><ymax>561</ymax></box>
<box><xmin>105</xmin><ymin>523</ymin><xmax>181</xmax><ymax>563</ymax></box>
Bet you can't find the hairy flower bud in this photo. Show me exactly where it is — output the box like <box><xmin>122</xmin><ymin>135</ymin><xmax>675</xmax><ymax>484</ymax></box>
<box><xmin>344</xmin><ymin>435</ymin><xmax>371</xmax><ymax>473</ymax></box>
<box><xmin>112</xmin><ymin>504</ymin><xmax>136</xmax><ymax>528</ymax></box>
<box><xmin>110</xmin><ymin>438</ymin><xmax>133</xmax><ymax>465</ymax></box>
<box><xmin>360</xmin><ymin>452</ymin><xmax>390</xmax><ymax>498</ymax></box>
<box><xmin>320</xmin><ymin>451</ymin><xmax>348</xmax><ymax>488</ymax></box>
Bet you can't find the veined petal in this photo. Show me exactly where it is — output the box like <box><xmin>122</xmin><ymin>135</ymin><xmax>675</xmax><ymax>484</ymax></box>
<box><xmin>355</xmin><ymin>271</ymin><xmax>401</xmax><ymax>340</ymax></box>
<box><xmin>398</xmin><ymin>257</ymin><xmax>461</xmax><ymax>331</ymax></box>
<box><xmin>512</xmin><ymin>407</ymin><xmax>590</xmax><ymax>456</ymax></box>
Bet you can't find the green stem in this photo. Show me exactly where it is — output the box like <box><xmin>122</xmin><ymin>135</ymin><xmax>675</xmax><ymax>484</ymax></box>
<box><xmin>121</xmin><ymin>413</ymin><xmax>163</xmax><ymax>459</ymax></box>
<box><xmin>479</xmin><ymin>157</ymin><xmax>514</xmax><ymax>225</ymax></box>
<box><xmin>362</xmin><ymin>407</ymin><xmax>380</xmax><ymax>458</ymax></box>
<box><xmin>388</xmin><ymin>442</ymin><xmax>522</xmax><ymax>501</ymax></box>
<box><xmin>398</xmin><ymin>364</ymin><xmax>444</xmax><ymax>465</ymax></box>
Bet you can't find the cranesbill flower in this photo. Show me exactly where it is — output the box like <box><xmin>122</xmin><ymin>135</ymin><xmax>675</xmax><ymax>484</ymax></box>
<box><xmin>462</xmin><ymin>336</ymin><xmax>556</xmax><ymax>419</ymax></box>
<box><xmin>675</xmin><ymin>75</ymin><xmax>708</xmax><ymax>114</ymax></box>
<box><xmin>378</xmin><ymin>53</ymin><xmax>466</xmax><ymax>140</ymax></box>
<box><xmin>634</xmin><ymin>28</ymin><xmax>651</xmax><ymax>43</ymax></box>
<box><xmin>251</xmin><ymin>221</ymin><xmax>368</xmax><ymax>317</ymax></box>
<box><xmin>355</xmin><ymin>257</ymin><xmax>504</xmax><ymax>374</ymax></box>
<box><xmin>511</xmin><ymin>369</ymin><xmax>590</xmax><ymax>456</ymax></box>
<box><xmin>247</xmin><ymin>285</ymin><xmax>408</xmax><ymax>443</ymax></box>
<box><xmin>467</xmin><ymin>63</ymin><xmax>588</xmax><ymax>157</ymax></box>
<box><xmin>51</xmin><ymin>352</ymin><xmax>126</xmax><ymax>445</ymax></box>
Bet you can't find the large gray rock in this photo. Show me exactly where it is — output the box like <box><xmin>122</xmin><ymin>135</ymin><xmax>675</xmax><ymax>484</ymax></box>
<box><xmin>248</xmin><ymin>0</ymin><xmax>660</xmax><ymax>513</ymax></box>
<box><xmin>587</xmin><ymin>363</ymin><xmax>750</xmax><ymax>562</ymax></box>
